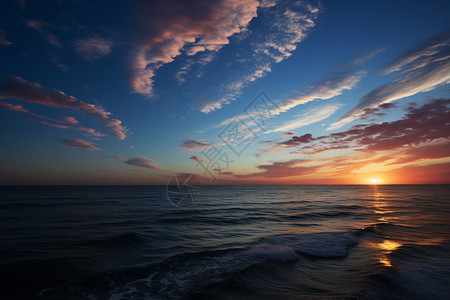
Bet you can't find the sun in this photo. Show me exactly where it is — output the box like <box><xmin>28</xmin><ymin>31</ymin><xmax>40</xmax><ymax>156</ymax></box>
<box><xmin>370</xmin><ymin>178</ymin><xmax>379</xmax><ymax>184</ymax></box>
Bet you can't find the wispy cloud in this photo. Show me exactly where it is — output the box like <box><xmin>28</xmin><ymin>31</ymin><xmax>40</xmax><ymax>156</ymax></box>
<box><xmin>75</xmin><ymin>36</ymin><xmax>113</xmax><ymax>61</ymax></box>
<box><xmin>124</xmin><ymin>157</ymin><xmax>160</xmax><ymax>170</ymax></box>
<box><xmin>127</xmin><ymin>0</ymin><xmax>260</xmax><ymax>97</ymax></box>
<box><xmin>210</xmin><ymin>49</ymin><xmax>381</xmax><ymax>131</ymax></box>
<box><xmin>329</xmin><ymin>31</ymin><xmax>450</xmax><ymax>130</ymax></box>
<box><xmin>57</xmin><ymin>138</ymin><xmax>102</xmax><ymax>151</ymax></box>
<box><xmin>180</xmin><ymin>139</ymin><xmax>224</xmax><ymax>152</ymax></box>
<box><xmin>49</xmin><ymin>52</ymin><xmax>69</xmax><ymax>72</ymax></box>
<box><xmin>200</xmin><ymin>0</ymin><xmax>320</xmax><ymax>113</ymax></box>
<box><xmin>266</xmin><ymin>103</ymin><xmax>341</xmax><ymax>133</ymax></box>
<box><xmin>0</xmin><ymin>29</ymin><xmax>12</xmax><ymax>46</ymax></box>
<box><xmin>0</xmin><ymin>76</ymin><xmax>127</xmax><ymax>139</ymax></box>
<box><xmin>0</xmin><ymin>101</ymin><xmax>106</xmax><ymax>137</ymax></box>
<box><xmin>379</xmin><ymin>31</ymin><xmax>450</xmax><ymax>75</ymax></box>
<box><xmin>24</xmin><ymin>19</ymin><xmax>62</xmax><ymax>47</ymax></box>
<box><xmin>278</xmin><ymin>72</ymin><xmax>363</xmax><ymax>115</ymax></box>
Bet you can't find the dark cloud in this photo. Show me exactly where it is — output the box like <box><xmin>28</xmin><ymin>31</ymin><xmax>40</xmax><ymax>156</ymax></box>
<box><xmin>190</xmin><ymin>155</ymin><xmax>203</xmax><ymax>162</ymax></box>
<box><xmin>281</xmin><ymin>133</ymin><xmax>313</xmax><ymax>146</ymax></box>
<box><xmin>125</xmin><ymin>157</ymin><xmax>160</xmax><ymax>170</ymax></box>
<box><xmin>235</xmin><ymin>159</ymin><xmax>318</xmax><ymax>178</ymax></box>
<box><xmin>57</xmin><ymin>138</ymin><xmax>101</xmax><ymax>151</ymax></box>
<box><xmin>284</xmin><ymin>98</ymin><xmax>450</xmax><ymax>153</ymax></box>
<box><xmin>0</xmin><ymin>76</ymin><xmax>127</xmax><ymax>139</ymax></box>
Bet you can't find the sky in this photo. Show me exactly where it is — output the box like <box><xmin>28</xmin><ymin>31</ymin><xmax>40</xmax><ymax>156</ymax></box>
<box><xmin>0</xmin><ymin>0</ymin><xmax>449</xmax><ymax>185</ymax></box>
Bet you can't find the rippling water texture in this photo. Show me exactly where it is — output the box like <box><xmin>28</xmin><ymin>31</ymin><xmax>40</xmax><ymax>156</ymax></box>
<box><xmin>1</xmin><ymin>185</ymin><xmax>449</xmax><ymax>299</ymax></box>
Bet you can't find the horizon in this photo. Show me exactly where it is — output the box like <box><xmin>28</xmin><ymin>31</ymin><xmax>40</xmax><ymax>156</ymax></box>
<box><xmin>2</xmin><ymin>183</ymin><xmax>449</xmax><ymax>186</ymax></box>
<box><xmin>1</xmin><ymin>0</ymin><xmax>449</xmax><ymax>185</ymax></box>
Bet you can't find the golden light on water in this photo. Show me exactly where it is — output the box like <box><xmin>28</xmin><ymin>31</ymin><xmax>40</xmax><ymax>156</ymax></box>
<box><xmin>378</xmin><ymin>240</ymin><xmax>401</xmax><ymax>251</ymax></box>
<box><xmin>372</xmin><ymin>240</ymin><xmax>402</xmax><ymax>267</ymax></box>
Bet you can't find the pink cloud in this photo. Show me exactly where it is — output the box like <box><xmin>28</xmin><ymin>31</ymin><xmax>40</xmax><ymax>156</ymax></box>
<box><xmin>128</xmin><ymin>0</ymin><xmax>260</xmax><ymax>96</ymax></box>
<box><xmin>124</xmin><ymin>157</ymin><xmax>160</xmax><ymax>170</ymax></box>
<box><xmin>57</xmin><ymin>138</ymin><xmax>102</xmax><ymax>151</ymax></box>
<box><xmin>61</xmin><ymin>116</ymin><xmax>79</xmax><ymax>125</ymax></box>
<box><xmin>0</xmin><ymin>101</ymin><xmax>105</xmax><ymax>137</ymax></box>
<box><xmin>180</xmin><ymin>139</ymin><xmax>224</xmax><ymax>152</ymax></box>
<box><xmin>0</xmin><ymin>76</ymin><xmax>127</xmax><ymax>139</ymax></box>
<box><xmin>0</xmin><ymin>101</ymin><xmax>30</xmax><ymax>113</ymax></box>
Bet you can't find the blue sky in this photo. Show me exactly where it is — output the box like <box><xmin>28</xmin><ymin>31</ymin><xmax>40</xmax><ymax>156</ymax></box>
<box><xmin>0</xmin><ymin>0</ymin><xmax>449</xmax><ymax>184</ymax></box>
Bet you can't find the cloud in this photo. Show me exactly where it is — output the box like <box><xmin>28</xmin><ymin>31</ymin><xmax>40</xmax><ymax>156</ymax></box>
<box><xmin>0</xmin><ymin>101</ymin><xmax>106</xmax><ymax>137</ymax></box>
<box><xmin>180</xmin><ymin>139</ymin><xmax>224</xmax><ymax>152</ymax></box>
<box><xmin>124</xmin><ymin>157</ymin><xmax>160</xmax><ymax>170</ymax></box>
<box><xmin>49</xmin><ymin>53</ymin><xmax>69</xmax><ymax>72</ymax></box>
<box><xmin>282</xmin><ymin>132</ymin><xmax>296</xmax><ymax>136</ymax></box>
<box><xmin>283</xmin><ymin>98</ymin><xmax>450</xmax><ymax>153</ymax></box>
<box><xmin>0</xmin><ymin>76</ymin><xmax>127</xmax><ymax>139</ymax></box>
<box><xmin>61</xmin><ymin>116</ymin><xmax>79</xmax><ymax>125</ymax></box>
<box><xmin>128</xmin><ymin>0</ymin><xmax>260</xmax><ymax>96</ymax></box>
<box><xmin>24</xmin><ymin>19</ymin><xmax>62</xmax><ymax>47</ymax></box>
<box><xmin>379</xmin><ymin>30</ymin><xmax>450</xmax><ymax>75</ymax></box>
<box><xmin>211</xmin><ymin>71</ymin><xmax>364</xmax><ymax>131</ymax></box>
<box><xmin>266</xmin><ymin>103</ymin><xmax>340</xmax><ymax>133</ymax></box>
<box><xmin>0</xmin><ymin>101</ymin><xmax>31</xmax><ymax>114</ymax></box>
<box><xmin>75</xmin><ymin>37</ymin><xmax>113</xmax><ymax>61</ymax></box>
<box><xmin>281</xmin><ymin>133</ymin><xmax>313</xmax><ymax>146</ymax></box>
<box><xmin>276</xmin><ymin>72</ymin><xmax>363</xmax><ymax>115</ymax></box>
<box><xmin>235</xmin><ymin>158</ymin><xmax>318</xmax><ymax>178</ymax></box>
<box><xmin>209</xmin><ymin>49</ymin><xmax>381</xmax><ymax>135</ymax></box>
<box><xmin>190</xmin><ymin>155</ymin><xmax>203</xmax><ymax>162</ymax></box>
<box><xmin>199</xmin><ymin>0</ymin><xmax>320</xmax><ymax>113</ymax></box>
<box><xmin>99</xmin><ymin>152</ymin><xmax>125</xmax><ymax>160</ymax></box>
<box><xmin>57</xmin><ymin>138</ymin><xmax>102</xmax><ymax>151</ymax></box>
<box><xmin>358</xmin><ymin>102</ymin><xmax>398</xmax><ymax>120</ymax></box>
<box><xmin>330</xmin><ymin>31</ymin><xmax>450</xmax><ymax>130</ymax></box>
<box><xmin>0</xmin><ymin>29</ymin><xmax>12</xmax><ymax>46</ymax></box>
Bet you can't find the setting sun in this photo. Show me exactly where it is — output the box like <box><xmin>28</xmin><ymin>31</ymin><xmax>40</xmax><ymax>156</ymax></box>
<box><xmin>370</xmin><ymin>178</ymin><xmax>379</xmax><ymax>184</ymax></box>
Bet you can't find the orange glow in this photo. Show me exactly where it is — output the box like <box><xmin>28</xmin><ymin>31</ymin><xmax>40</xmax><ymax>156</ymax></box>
<box><xmin>370</xmin><ymin>178</ymin><xmax>379</xmax><ymax>184</ymax></box>
<box><xmin>370</xmin><ymin>240</ymin><xmax>402</xmax><ymax>267</ymax></box>
<box><xmin>378</xmin><ymin>240</ymin><xmax>401</xmax><ymax>251</ymax></box>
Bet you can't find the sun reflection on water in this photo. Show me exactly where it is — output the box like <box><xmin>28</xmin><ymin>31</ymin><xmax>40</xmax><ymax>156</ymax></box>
<box><xmin>372</xmin><ymin>240</ymin><xmax>402</xmax><ymax>267</ymax></box>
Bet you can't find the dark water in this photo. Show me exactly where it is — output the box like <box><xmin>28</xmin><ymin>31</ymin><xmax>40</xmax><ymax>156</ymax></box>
<box><xmin>1</xmin><ymin>185</ymin><xmax>449</xmax><ymax>299</ymax></box>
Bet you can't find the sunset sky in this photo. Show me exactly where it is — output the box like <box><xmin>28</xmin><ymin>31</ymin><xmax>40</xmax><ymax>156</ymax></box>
<box><xmin>0</xmin><ymin>0</ymin><xmax>449</xmax><ymax>185</ymax></box>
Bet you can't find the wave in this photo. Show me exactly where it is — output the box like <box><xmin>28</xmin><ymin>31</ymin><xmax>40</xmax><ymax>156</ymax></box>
<box><xmin>245</xmin><ymin>244</ymin><xmax>298</xmax><ymax>262</ymax></box>
<box><xmin>105</xmin><ymin>231</ymin><xmax>358</xmax><ymax>299</ymax></box>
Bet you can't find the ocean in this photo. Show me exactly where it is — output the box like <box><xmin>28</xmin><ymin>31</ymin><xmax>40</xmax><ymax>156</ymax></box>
<box><xmin>0</xmin><ymin>185</ymin><xmax>449</xmax><ymax>299</ymax></box>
